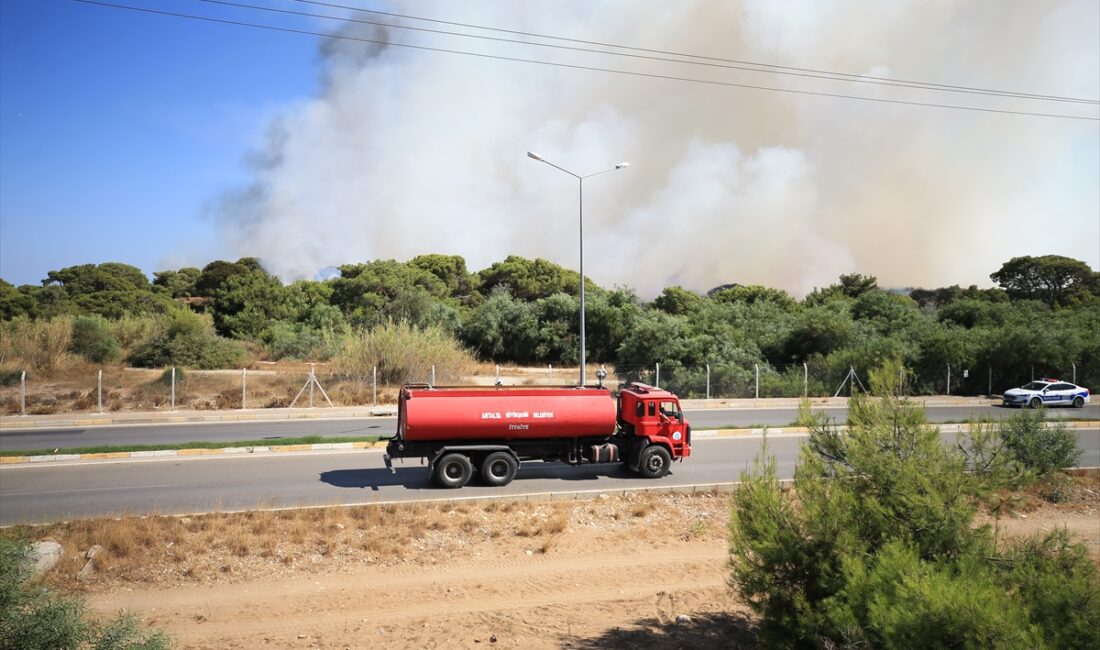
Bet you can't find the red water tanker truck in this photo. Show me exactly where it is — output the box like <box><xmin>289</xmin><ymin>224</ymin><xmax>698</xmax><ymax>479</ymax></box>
<box><xmin>383</xmin><ymin>382</ymin><xmax>691</xmax><ymax>488</ymax></box>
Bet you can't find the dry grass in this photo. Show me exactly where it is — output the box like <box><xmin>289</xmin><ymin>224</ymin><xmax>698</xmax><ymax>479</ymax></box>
<box><xmin>0</xmin><ymin>317</ymin><xmax>73</xmax><ymax>372</ymax></box>
<box><xmin>1</xmin><ymin>492</ymin><xmax>737</xmax><ymax>592</ymax></box>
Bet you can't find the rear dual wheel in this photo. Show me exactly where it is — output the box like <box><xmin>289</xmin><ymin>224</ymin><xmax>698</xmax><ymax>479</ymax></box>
<box><xmin>434</xmin><ymin>453</ymin><xmax>473</xmax><ymax>489</ymax></box>
<box><xmin>481</xmin><ymin>452</ymin><xmax>518</xmax><ymax>487</ymax></box>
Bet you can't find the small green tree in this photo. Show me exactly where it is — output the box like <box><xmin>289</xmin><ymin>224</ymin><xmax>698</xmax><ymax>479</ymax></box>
<box><xmin>729</xmin><ymin>359</ymin><xmax>1099</xmax><ymax>648</ymax></box>
<box><xmin>0</xmin><ymin>539</ymin><xmax>169</xmax><ymax>649</ymax></box>
<box><xmin>998</xmin><ymin>408</ymin><xmax>1081</xmax><ymax>476</ymax></box>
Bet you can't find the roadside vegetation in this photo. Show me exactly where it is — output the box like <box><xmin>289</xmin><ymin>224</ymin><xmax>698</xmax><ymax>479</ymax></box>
<box><xmin>729</xmin><ymin>360</ymin><xmax>1100</xmax><ymax>648</ymax></box>
<box><xmin>1</xmin><ymin>254</ymin><xmax>1096</xmax><ymax>405</ymax></box>
<box><xmin>0</xmin><ymin>539</ymin><xmax>169</xmax><ymax>649</ymax></box>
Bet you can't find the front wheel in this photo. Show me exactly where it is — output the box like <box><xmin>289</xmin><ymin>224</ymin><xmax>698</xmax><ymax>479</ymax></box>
<box><xmin>637</xmin><ymin>445</ymin><xmax>672</xmax><ymax>479</ymax></box>
<box><xmin>1028</xmin><ymin>397</ymin><xmax>1042</xmax><ymax>409</ymax></box>
<box><xmin>434</xmin><ymin>453</ymin><xmax>473</xmax><ymax>488</ymax></box>
<box><xmin>1073</xmin><ymin>396</ymin><xmax>1085</xmax><ymax>408</ymax></box>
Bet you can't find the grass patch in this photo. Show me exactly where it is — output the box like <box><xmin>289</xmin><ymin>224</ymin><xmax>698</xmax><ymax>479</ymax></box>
<box><xmin>0</xmin><ymin>434</ymin><xmax>382</xmax><ymax>457</ymax></box>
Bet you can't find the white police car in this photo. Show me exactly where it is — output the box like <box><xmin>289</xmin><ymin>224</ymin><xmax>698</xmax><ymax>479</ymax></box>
<box><xmin>1002</xmin><ymin>379</ymin><xmax>1090</xmax><ymax>409</ymax></box>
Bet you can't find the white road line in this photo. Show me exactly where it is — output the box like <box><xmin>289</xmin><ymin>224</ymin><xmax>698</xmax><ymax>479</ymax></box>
<box><xmin>7</xmin><ymin>483</ymin><xmax>181</xmax><ymax>496</ymax></box>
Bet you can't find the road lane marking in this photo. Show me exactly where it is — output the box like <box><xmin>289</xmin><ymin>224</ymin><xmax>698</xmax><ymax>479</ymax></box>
<box><xmin>6</xmin><ymin>482</ymin><xmax>181</xmax><ymax>496</ymax></box>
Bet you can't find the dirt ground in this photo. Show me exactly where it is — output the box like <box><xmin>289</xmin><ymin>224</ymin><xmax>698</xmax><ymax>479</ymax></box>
<box><xmin>9</xmin><ymin>476</ymin><xmax>1093</xmax><ymax>650</ymax></box>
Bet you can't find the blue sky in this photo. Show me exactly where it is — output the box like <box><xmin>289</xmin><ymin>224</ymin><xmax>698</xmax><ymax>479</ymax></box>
<box><xmin>0</xmin><ymin>0</ymin><xmax>322</xmax><ymax>285</ymax></box>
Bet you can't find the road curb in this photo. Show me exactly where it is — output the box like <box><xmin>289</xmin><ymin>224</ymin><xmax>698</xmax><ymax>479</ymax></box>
<box><xmin>0</xmin><ymin>408</ymin><xmax>399</xmax><ymax>431</ymax></box>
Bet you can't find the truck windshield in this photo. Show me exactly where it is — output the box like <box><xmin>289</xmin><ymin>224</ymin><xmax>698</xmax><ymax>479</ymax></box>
<box><xmin>659</xmin><ymin>401</ymin><xmax>681</xmax><ymax>420</ymax></box>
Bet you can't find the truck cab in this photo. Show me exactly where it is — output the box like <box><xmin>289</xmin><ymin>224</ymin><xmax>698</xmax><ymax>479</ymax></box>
<box><xmin>618</xmin><ymin>383</ymin><xmax>691</xmax><ymax>472</ymax></box>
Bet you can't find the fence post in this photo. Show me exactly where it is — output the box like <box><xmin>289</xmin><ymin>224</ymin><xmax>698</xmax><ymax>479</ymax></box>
<box><xmin>804</xmin><ymin>362</ymin><xmax>808</xmax><ymax>398</ymax></box>
<box><xmin>754</xmin><ymin>364</ymin><xmax>760</xmax><ymax>399</ymax></box>
<box><xmin>655</xmin><ymin>363</ymin><xmax>660</xmax><ymax>389</ymax></box>
<box><xmin>372</xmin><ymin>366</ymin><xmax>377</xmax><ymax>406</ymax></box>
<box><xmin>97</xmin><ymin>369</ymin><xmax>103</xmax><ymax>414</ymax></box>
<box><xmin>170</xmin><ymin>367</ymin><xmax>176</xmax><ymax>410</ymax></box>
<box><xmin>946</xmin><ymin>364</ymin><xmax>951</xmax><ymax>395</ymax></box>
<box><xmin>548</xmin><ymin>364</ymin><xmax>552</xmax><ymax>385</ymax></box>
<box><xmin>1072</xmin><ymin>362</ymin><xmax>1076</xmax><ymax>384</ymax></box>
<box><xmin>20</xmin><ymin>370</ymin><xmax>26</xmax><ymax>416</ymax></box>
<box><xmin>241</xmin><ymin>368</ymin><xmax>248</xmax><ymax>410</ymax></box>
<box><xmin>1031</xmin><ymin>365</ymin><xmax>1034</xmax><ymax>382</ymax></box>
<box><xmin>705</xmin><ymin>364</ymin><xmax>710</xmax><ymax>400</ymax></box>
<box><xmin>430</xmin><ymin>365</ymin><xmax>436</xmax><ymax>387</ymax></box>
<box><xmin>495</xmin><ymin>364</ymin><xmax>500</xmax><ymax>385</ymax></box>
<box><xmin>988</xmin><ymin>366</ymin><xmax>992</xmax><ymax>398</ymax></box>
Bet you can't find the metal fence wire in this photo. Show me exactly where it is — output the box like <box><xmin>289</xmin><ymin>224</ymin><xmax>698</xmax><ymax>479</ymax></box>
<box><xmin>0</xmin><ymin>362</ymin><xmax>1093</xmax><ymax>416</ymax></box>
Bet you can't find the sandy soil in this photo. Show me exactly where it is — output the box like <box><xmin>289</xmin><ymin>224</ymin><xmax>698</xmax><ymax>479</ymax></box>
<box><xmin>15</xmin><ymin>475</ymin><xmax>1095</xmax><ymax>650</ymax></box>
<box><xmin>70</xmin><ymin>492</ymin><xmax>750</xmax><ymax>649</ymax></box>
<box><xmin>89</xmin><ymin>542</ymin><xmax>750</xmax><ymax>649</ymax></box>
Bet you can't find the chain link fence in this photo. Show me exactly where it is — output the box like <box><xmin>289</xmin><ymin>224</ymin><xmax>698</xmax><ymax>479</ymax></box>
<box><xmin>0</xmin><ymin>361</ymin><xmax>1093</xmax><ymax>416</ymax></box>
<box><xmin>615</xmin><ymin>362</ymin><xmax>1093</xmax><ymax>400</ymax></box>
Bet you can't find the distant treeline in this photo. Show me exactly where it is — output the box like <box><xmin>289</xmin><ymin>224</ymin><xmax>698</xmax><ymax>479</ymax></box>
<box><xmin>1</xmin><ymin>253</ymin><xmax>1097</xmax><ymax>394</ymax></box>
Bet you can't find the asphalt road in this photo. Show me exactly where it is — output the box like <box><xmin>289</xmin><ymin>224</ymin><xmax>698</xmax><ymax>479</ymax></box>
<box><xmin>2</xmin><ymin>404</ymin><xmax>1095</xmax><ymax>452</ymax></box>
<box><xmin>1</xmin><ymin>428</ymin><xmax>1096</xmax><ymax>526</ymax></box>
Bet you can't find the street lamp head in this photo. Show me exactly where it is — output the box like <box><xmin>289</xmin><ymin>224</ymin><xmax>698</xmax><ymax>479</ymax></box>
<box><xmin>615</xmin><ymin>162</ymin><xmax>630</xmax><ymax>169</ymax></box>
<box><xmin>527</xmin><ymin>151</ymin><xmax>544</xmax><ymax>161</ymax></box>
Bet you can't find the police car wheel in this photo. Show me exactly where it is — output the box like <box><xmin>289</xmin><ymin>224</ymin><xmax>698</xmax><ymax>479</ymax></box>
<box><xmin>1073</xmin><ymin>396</ymin><xmax>1084</xmax><ymax>408</ymax></box>
<box><xmin>1028</xmin><ymin>397</ymin><xmax>1042</xmax><ymax>409</ymax></box>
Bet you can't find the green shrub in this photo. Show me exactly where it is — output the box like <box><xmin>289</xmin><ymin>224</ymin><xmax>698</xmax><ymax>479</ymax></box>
<box><xmin>0</xmin><ymin>539</ymin><xmax>169</xmax><ymax>649</ymax></box>
<box><xmin>999</xmin><ymin>408</ymin><xmax>1081</xmax><ymax>477</ymax></box>
<box><xmin>70</xmin><ymin>316</ymin><xmax>121</xmax><ymax>363</ymax></box>
<box><xmin>263</xmin><ymin>321</ymin><xmax>340</xmax><ymax>361</ymax></box>
<box><xmin>0</xmin><ymin>367</ymin><xmax>22</xmax><ymax>387</ymax></box>
<box><xmin>128</xmin><ymin>309</ymin><xmax>246</xmax><ymax>369</ymax></box>
<box><xmin>108</xmin><ymin>313</ymin><xmax>159</xmax><ymax>353</ymax></box>
<box><xmin>729</xmin><ymin>359</ymin><xmax>1099</xmax><ymax>648</ymax></box>
<box><xmin>156</xmin><ymin>367</ymin><xmax>184</xmax><ymax>386</ymax></box>
<box><xmin>333</xmin><ymin>321</ymin><xmax>475</xmax><ymax>384</ymax></box>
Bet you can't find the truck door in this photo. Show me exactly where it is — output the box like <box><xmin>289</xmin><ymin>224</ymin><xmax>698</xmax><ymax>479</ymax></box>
<box><xmin>657</xmin><ymin>400</ymin><xmax>684</xmax><ymax>443</ymax></box>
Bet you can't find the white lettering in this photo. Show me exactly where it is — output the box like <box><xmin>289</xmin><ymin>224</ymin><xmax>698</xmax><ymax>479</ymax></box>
<box><xmin>508</xmin><ymin>424</ymin><xmax>530</xmax><ymax>431</ymax></box>
<box><xmin>533</xmin><ymin>412</ymin><xmax>554</xmax><ymax>419</ymax></box>
<box><xmin>505</xmin><ymin>411</ymin><xmax>530</xmax><ymax>418</ymax></box>
<box><xmin>481</xmin><ymin>412</ymin><xmax>502</xmax><ymax>419</ymax></box>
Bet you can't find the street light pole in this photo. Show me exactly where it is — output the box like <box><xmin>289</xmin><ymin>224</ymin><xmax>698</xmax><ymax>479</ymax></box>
<box><xmin>528</xmin><ymin>151</ymin><xmax>628</xmax><ymax>387</ymax></box>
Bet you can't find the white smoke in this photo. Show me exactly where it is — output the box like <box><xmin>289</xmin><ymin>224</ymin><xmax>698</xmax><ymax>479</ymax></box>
<box><xmin>216</xmin><ymin>0</ymin><xmax>1100</xmax><ymax>296</ymax></box>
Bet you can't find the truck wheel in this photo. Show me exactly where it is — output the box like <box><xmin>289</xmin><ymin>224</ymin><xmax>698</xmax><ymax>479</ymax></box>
<box><xmin>638</xmin><ymin>445</ymin><xmax>671</xmax><ymax>479</ymax></box>
<box><xmin>1028</xmin><ymin>397</ymin><xmax>1042</xmax><ymax>409</ymax></box>
<box><xmin>434</xmin><ymin>453</ymin><xmax>473</xmax><ymax>489</ymax></box>
<box><xmin>481</xmin><ymin>452</ymin><xmax>518</xmax><ymax>487</ymax></box>
<box><xmin>1073</xmin><ymin>396</ymin><xmax>1085</xmax><ymax>408</ymax></box>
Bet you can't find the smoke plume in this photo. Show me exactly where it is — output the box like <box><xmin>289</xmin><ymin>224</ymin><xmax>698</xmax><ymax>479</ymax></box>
<box><xmin>216</xmin><ymin>0</ymin><xmax>1099</xmax><ymax>296</ymax></box>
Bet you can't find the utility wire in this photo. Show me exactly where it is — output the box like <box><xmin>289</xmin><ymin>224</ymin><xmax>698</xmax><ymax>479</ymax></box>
<box><xmin>70</xmin><ymin>0</ymin><xmax>1100</xmax><ymax>122</ymax></box>
<box><xmin>293</xmin><ymin>0</ymin><xmax>1100</xmax><ymax>106</ymax></box>
<box><xmin>193</xmin><ymin>0</ymin><xmax>1095</xmax><ymax>106</ymax></box>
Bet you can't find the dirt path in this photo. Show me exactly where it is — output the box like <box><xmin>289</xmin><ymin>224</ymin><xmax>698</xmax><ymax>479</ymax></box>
<box><xmin>89</xmin><ymin>542</ymin><xmax>744</xmax><ymax>649</ymax></box>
